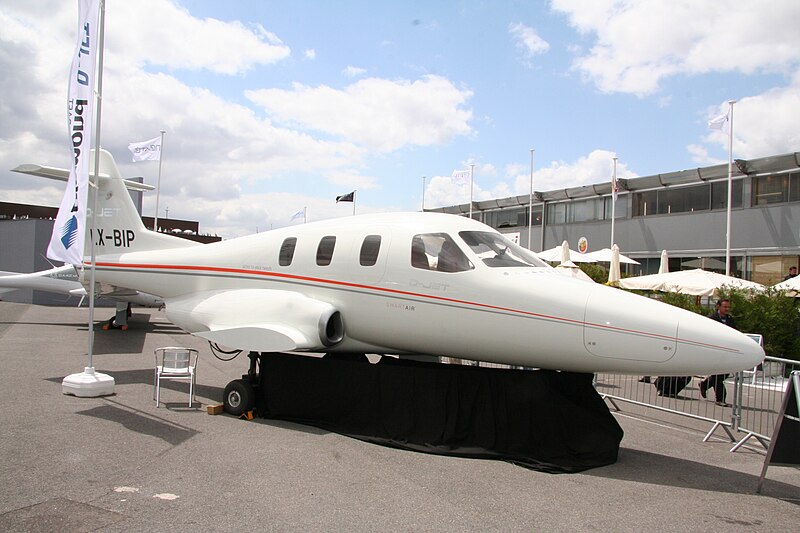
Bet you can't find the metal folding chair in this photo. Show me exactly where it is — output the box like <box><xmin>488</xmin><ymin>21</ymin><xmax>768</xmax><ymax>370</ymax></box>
<box><xmin>154</xmin><ymin>347</ymin><xmax>198</xmax><ymax>407</ymax></box>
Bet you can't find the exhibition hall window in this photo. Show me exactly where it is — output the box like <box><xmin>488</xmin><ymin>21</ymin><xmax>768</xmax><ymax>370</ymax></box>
<box><xmin>752</xmin><ymin>173</ymin><xmax>800</xmax><ymax>206</ymax></box>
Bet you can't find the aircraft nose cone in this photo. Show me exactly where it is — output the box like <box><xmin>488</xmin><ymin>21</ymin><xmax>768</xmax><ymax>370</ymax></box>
<box><xmin>676</xmin><ymin>314</ymin><xmax>765</xmax><ymax>374</ymax></box>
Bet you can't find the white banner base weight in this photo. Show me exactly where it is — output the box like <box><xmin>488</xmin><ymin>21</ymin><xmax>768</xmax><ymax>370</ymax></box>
<box><xmin>62</xmin><ymin>367</ymin><xmax>115</xmax><ymax>397</ymax></box>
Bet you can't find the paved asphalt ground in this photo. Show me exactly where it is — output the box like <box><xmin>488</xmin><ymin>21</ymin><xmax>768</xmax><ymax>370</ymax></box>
<box><xmin>0</xmin><ymin>302</ymin><xmax>797</xmax><ymax>532</ymax></box>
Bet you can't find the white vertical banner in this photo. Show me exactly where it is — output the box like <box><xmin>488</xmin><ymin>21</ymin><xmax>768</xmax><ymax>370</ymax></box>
<box><xmin>47</xmin><ymin>0</ymin><xmax>100</xmax><ymax>265</ymax></box>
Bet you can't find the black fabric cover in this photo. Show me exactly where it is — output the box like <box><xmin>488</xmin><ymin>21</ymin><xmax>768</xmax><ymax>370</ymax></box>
<box><xmin>255</xmin><ymin>353</ymin><xmax>623</xmax><ymax>473</ymax></box>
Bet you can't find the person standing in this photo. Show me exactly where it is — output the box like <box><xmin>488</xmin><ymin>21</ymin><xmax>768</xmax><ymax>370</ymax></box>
<box><xmin>698</xmin><ymin>299</ymin><xmax>735</xmax><ymax>406</ymax></box>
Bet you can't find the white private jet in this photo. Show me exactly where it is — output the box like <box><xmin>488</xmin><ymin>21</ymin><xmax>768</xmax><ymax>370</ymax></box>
<box><xmin>14</xmin><ymin>150</ymin><xmax>764</xmax><ymax>414</ymax></box>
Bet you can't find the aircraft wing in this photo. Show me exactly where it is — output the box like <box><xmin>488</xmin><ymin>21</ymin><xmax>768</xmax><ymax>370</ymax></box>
<box><xmin>0</xmin><ymin>266</ymin><xmax>86</xmax><ymax>296</ymax></box>
<box><xmin>0</xmin><ymin>267</ymin><xmax>166</xmax><ymax>307</ymax></box>
<box><xmin>11</xmin><ymin>164</ymin><xmax>154</xmax><ymax>192</ymax></box>
<box><xmin>165</xmin><ymin>289</ymin><xmax>344</xmax><ymax>352</ymax></box>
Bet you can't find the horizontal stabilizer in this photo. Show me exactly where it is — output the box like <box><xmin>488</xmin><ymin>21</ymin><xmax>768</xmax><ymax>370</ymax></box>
<box><xmin>12</xmin><ymin>163</ymin><xmax>153</xmax><ymax>191</ymax></box>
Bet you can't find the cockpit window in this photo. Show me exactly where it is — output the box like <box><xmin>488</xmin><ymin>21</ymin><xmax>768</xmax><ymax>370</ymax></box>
<box><xmin>411</xmin><ymin>233</ymin><xmax>473</xmax><ymax>273</ymax></box>
<box><xmin>459</xmin><ymin>231</ymin><xmax>549</xmax><ymax>268</ymax></box>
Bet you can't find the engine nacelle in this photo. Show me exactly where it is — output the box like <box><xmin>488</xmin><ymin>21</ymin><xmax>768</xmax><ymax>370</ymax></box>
<box><xmin>166</xmin><ymin>289</ymin><xmax>344</xmax><ymax>352</ymax></box>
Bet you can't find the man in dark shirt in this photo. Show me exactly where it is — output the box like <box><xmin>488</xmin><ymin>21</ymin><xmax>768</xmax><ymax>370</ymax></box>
<box><xmin>785</xmin><ymin>266</ymin><xmax>797</xmax><ymax>281</ymax></box>
<box><xmin>698</xmin><ymin>299</ymin><xmax>735</xmax><ymax>406</ymax></box>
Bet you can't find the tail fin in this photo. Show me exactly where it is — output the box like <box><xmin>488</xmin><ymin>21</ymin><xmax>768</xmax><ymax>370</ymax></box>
<box><xmin>86</xmin><ymin>149</ymin><xmax>198</xmax><ymax>258</ymax></box>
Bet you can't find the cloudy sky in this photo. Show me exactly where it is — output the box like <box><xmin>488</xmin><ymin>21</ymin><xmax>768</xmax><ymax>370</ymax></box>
<box><xmin>2</xmin><ymin>0</ymin><xmax>800</xmax><ymax>238</ymax></box>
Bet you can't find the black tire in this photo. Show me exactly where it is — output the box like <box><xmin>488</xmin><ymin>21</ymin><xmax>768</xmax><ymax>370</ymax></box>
<box><xmin>223</xmin><ymin>379</ymin><xmax>254</xmax><ymax>416</ymax></box>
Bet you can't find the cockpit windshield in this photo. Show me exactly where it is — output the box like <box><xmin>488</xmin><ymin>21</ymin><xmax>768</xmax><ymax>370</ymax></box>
<box><xmin>459</xmin><ymin>231</ymin><xmax>550</xmax><ymax>268</ymax></box>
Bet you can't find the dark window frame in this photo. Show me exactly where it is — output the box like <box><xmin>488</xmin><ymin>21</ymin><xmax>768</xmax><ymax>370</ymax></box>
<box><xmin>278</xmin><ymin>237</ymin><xmax>297</xmax><ymax>266</ymax></box>
<box><xmin>316</xmin><ymin>236</ymin><xmax>336</xmax><ymax>266</ymax></box>
<box><xmin>359</xmin><ymin>235</ymin><xmax>382</xmax><ymax>266</ymax></box>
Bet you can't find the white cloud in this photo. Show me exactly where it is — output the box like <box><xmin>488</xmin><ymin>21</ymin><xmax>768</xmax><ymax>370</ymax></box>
<box><xmin>245</xmin><ymin>76</ymin><xmax>474</xmax><ymax>152</ymax></box>
<box><xmin>509</xmin><ymin>22</ymin><xmax>550</xmax><ymax>61</ymax></box>
<box><xmin>552</xmin><ymin>0</ymin><xmax>800</xmax><ymax>96</ymax></box>
<box><xmin>423</xmin><ymin>152</ymin><xmax>632</xmax><ymax>210</ymax></box>
<box><xmin>0</xmin><ymin>1</ymin><xmax>478</xmax><ymax>238</ymax></box>
<box><xmin>343</xmin><ymin>65</ymin><xmax>367</xmax><ymax>77</ymax></box>
<box><xmin>327</xmin><ymin>170</ymin><xmax>379</xmax><ymax>191</ymax></box>
<box><xmin>704</xmin><ymin>84</ymin><xmax>800</xmax><ymax>160</ymax></box>
<box><xmin>0</xmin><ymin>1</ymin><xmax>375</xmax><ymax>238</ymax></box>
<box><xmin>110</xmin><ymin>0</ymin><xmax>291</xmax><ymax>75</ymax></box>
<box><xmin>686</xmin><ymin>143</ymin><xmax>721</xmax><ymax>166</ymax></box>
<box><xmin>304</xmin><ymin>49</ymin><xmax>316</xmax><ymax>60</ymax></box>
<box><xmin>516</xmin><ymin>150</ymin><xmax>632</xmax><ymax>192</ymax></box>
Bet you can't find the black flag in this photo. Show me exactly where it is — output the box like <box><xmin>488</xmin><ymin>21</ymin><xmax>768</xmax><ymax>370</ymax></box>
<box><xmin>336</xmin><ymin>191</ymin><xmax>355</xmax><ymax>203</ymax></box>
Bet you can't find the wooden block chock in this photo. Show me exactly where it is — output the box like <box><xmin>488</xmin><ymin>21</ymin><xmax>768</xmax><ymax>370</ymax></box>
<box><xmin>207</xmin><ymin>404</ymin><xmax>224</xmax><ymax>415</ymax></box>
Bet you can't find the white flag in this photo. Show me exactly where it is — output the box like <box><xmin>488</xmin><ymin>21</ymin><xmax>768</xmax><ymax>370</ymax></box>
<box><xmin>290</xmin><ymin>208</ymin><xmax>305</xmax><ymax>221</ymax></box>
<box><xmin>128</xmin><ymin>136</ymin><xmax>162</xmax><ymax>162</ymax></box>
<box><xmin>451</xmin><ymin>169</ymin><xmax>470</xmax><ymax>185</ymax></box>
<box><xmin>611</xmin><ymin>172</ymin><xmax>618</xmax><ymax>202</ymax></box>
<box><xmin>708</xmin><ymin>109</ymin><xmax>731</xmax><ymax>135</ymax></box>
<box><xmin>47</xmin><ymin>0</ymin><xmax>100</xmax><ymax>265</ymax></box>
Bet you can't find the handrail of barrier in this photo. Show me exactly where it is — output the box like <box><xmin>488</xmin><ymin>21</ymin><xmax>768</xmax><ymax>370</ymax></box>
<box><xmin>595</xmin><ymin>373</ymin><xmax>736</xmax><ymax>442</ymax></box>
<box><xmin>730</xmin><ymin>355</ymin><xmax>799</xmax><ymax>453</ymax></box>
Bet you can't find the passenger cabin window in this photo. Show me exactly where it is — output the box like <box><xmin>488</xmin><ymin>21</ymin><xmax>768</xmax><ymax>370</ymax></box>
<box><xmin>411</xmin><ymin>233</ymin><xmax>473</xmax><ymax>273</ymax></box>
<box><xmin>316</xmin><ymin>236</ymin><xmax>336</xmax><ymax>266</ymax></box>
<box><xmin>459</xmin><ymin>231</ymin><xmax>549</xmax><ymax>268</ymax></box>
<box><xmin>360</xmin><ymin>235</ymin><xmax>381</xmax><ymax>266</ymax></box>
<box><xmin>279</xmin><ymin>237</ymin><xmax>297</xmax><ymax>266</ymax></box>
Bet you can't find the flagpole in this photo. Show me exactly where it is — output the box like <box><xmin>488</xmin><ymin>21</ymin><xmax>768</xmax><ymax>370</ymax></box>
<box><xmin>421</xmin><ymin>176</ymin><xmax>426</xmax><ymax>211</ymax></box>
<box><xmin>725</xmin><ymin>100</ymin><xmax>736</xmax><ymax>276</ymax></box>
<box><xmin>63</xmin><ymin>0</ymin><xmax>114</xmax><ymax>399</ymax></box>
<box><xmin>469</xmin><ymin>163</ymin><xmax>475</xmax><ymax>219</ymax></box>
<box><xmin>353</xmin><ymin>191</ymin><xmax>356</xmax><ymax>216</ymax></box>
<box><xmin>87</xmin><ymin>0</ymin><xmax>106</xmax><ymax>371</ymax></box>
<box><xmin>153</xmin><ymin>129</ymin><xmax>165</xmax><ymax>231</ymax></box>
<box><xmin>303</xmin><ymin>206</ymin><xmax>307</xmax><ymax>224</ymax></box>
<box><xmin>528</xmin><ymin>148</ymin><xmax>534</xmax><ymax>250</ymax></box>
<box><xmin>610</xmin><ymin>156</ymin><xmax>617</xmax><ymax>249</ymax></box>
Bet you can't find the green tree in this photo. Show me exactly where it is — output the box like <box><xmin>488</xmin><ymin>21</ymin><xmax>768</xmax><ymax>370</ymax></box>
<box><xmin>718</xmin><ymin>287</ymin><xmax>800</xmax><ymax>362</ymax></box>
<box><xmin>579</xmin><ymin>263</ymin><xmax>608</xmax><ymax>284</ymax></box>
<box><xmin>657</xmin><ymin>292</ymin><xmax>707</xmax><ymax>315</ymax></box>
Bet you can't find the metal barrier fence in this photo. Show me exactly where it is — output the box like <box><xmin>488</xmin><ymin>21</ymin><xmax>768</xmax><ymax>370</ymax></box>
<box><xmin>732</xmin><ymin>356</ymin><xmax>800</xmax><ymax>452</ymax></box>
<box><xmin>447</xmin><ymin>356</ymin><xmax>799</xmax><ymax>453</ymax></box>
<box><xmin>594</xmin><ymin>373</ymin><xmax>736</xmax><ymax>442</ymax></box>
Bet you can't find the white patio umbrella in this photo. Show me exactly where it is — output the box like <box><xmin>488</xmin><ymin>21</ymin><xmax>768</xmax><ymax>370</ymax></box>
<box><xmin>585</xmin><ymin>247</ymin><xmax>640</xmax><ymax>265</ymax></box>
<box><xmin>607</xmin><ymin>244</ymin><xmax>621</xmax><ymax>285</ymax></box>
<box><xmin>537</xmin><ymin>241</ymin><xmax>596</xmax><ymax>263</ymax></box>
<box><xmin>554</xmin><ymin>241</ymin><xmax>595</xmax><ymax>282</ymax></box>
<box><xmin>772</xmin><ymin>275</ymin><xmax>800</xmax><ymax>296</ymax></box>
<box><xmin>618</xmin><ymin>268</ymin><xmax>765</xmax><ymax>296</ymax></box>
<box><xmin>658</xmin><ymin>249</ymin><xmax>669</xmax><ymax>274</ymax></box>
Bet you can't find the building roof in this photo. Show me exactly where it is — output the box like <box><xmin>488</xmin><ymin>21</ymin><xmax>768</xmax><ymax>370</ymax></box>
<box><xmin>428</xmin><ymin>151</ymin><xmax>800</xmax><ymax>214</ymax></box>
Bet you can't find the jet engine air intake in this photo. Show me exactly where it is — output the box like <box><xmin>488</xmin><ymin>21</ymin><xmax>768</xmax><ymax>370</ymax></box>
<box><xmin>320</xmin><ymin>310</ymin><xmax>344</xmax><ymax>346</ymax></box>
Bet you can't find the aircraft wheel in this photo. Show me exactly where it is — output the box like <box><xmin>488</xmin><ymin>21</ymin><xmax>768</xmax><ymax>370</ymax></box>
<box><xmin>223</xmin><ymin>379</ymin><xmax>254</xmax><ymax>416</ymax></box>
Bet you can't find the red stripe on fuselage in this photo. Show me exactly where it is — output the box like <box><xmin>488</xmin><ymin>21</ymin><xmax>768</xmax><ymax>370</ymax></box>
<box><xmin>87</xmin><ymin>261</ymin><xmax>740</xmax><ymax>354</ymax></box>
